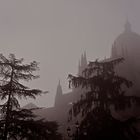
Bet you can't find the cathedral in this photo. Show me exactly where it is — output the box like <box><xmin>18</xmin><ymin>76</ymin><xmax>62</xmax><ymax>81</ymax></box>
<box><xmin>54</xmin><ymin>51</ymin><xmax>87</xmax><ymax>109</ymax></box>
<box><xmin>33</xmin><ymin>21</ymin><xmax>140</xmax><ymax>138</ymax></box>
<box><xmin>111</xmin><ymin>20</ymin><xmax>140</xmax><ymax>96</ymax></box>
<box><xmin>34</xmin><ymin>51</ymin><xmax>88</xmax><ymax>137</ymax></box>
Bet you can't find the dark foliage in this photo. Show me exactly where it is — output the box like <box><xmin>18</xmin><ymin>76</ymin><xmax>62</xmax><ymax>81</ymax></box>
<box><xmin>0</xmin><ymin>54</ymin><xmax>62</xmax><ymax>140</ymax></box>
<box><xmin>68</xmin><ymin>58</ymin><xmax>140</xmax><ymax>140</ymax></box>
<box><xmin>78</xmin><ymin>108</ymin><xmax>140</xmax><ymax>140</ymax></box>
<box><xmin>0</xmin><ymin>109</ymin><xmax>62</xmax><ymax>140</ymax></box>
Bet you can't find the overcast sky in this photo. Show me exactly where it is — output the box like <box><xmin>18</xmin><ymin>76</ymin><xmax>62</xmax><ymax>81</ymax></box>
<box><xmin>0</xmin><ymin>0</ymin><xmax>140</xmax><ymax>107</ymax></box>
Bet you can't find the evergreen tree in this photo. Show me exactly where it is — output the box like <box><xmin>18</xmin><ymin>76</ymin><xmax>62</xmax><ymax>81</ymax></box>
<box><xmin>0</xmin><ymin>54</ymin><xmax>62</xmax><ymax>140</ymax></box>
<box><xmin>0</xmin><ymin>108</ymin><xmax>62</xmax><ymax>140</ymax></box>
<box><xmin>68</xmin><ymin>58</ymin><xmax>140</xmax><ymax>140</ymax></box>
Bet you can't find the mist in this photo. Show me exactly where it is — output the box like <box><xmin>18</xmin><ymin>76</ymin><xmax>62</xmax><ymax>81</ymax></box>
<box><xmin>0</xmin><ymin>0</ymin><xmax>140</xmax><ymax>108</ymax></box>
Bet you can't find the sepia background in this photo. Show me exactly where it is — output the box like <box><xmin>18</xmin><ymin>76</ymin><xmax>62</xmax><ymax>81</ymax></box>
<box><xmin>0</xmin><ymin>0</ymin><xmax>140</xmax><ymax>107</ymax></box>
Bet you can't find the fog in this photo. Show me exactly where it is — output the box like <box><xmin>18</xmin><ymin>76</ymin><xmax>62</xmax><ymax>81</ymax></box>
<box><xmin>0</xmin><ymin>0</ymin><xmax>140</xmax><ymax>107</ymax></box>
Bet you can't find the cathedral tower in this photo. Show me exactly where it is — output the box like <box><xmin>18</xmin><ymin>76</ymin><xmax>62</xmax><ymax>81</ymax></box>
<box><xmin>78</xmin><ymin>51</ymin><xmax>87</xmax><ymax>76</ymax></box>
<box><xmin>54</xmin><ymin>80</ymin><xmax>63</xmax><ymax>107</ymax></box>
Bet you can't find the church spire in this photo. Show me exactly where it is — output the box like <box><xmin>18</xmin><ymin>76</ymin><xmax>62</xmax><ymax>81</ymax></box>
<box><xmin>55</xmin><ymin>80</ymin><xmax>63</xmax><ymax>107</ymax></box>
<box><xmin>84</xmin><ymin>51</ymin><xmax>87</xmax><ymax>66</ymax></box>
<box><xmin>111</xmin><ymin>41</ymin><xmax>118</xmax><ymax>58</ymax></box>
<box><xmin>124</xmin><ymin>20</ymin><xmax>131</xmax><ymax>32</ymax></box>
<box><xmin>81</xmin><ymin>54</ymin><xmax>84</xmax><ymax>67</ymax></box>
<box><xmin>78</xmin><ymin>60</ymin><xmax>81</xmax><ymax>75</ymax></box>
<box><xmin>56</xmin><ymin>80</ymin><xmax>62</xmax><ymax>95</ymax></box>
<box><xmin>78</xmin><ymin>52</ymin><xmax>88</xmax><ymax>76</ymax></box>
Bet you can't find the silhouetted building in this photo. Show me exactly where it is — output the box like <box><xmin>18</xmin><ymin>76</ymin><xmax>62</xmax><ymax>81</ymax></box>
<box><xmin>111</xmin><ymin>20</ymin><xmax>140</xmax><ymax>96</ymax></box>
<box><xmin>54</xmin><ymin>80</ymin><xmax>63</xmax><ymax>107</ymax></box>
<box><xmin>33</xmin><ymin>21</ymin><xmax>140</xmax><ymax>138</ymax></box>
<box><xmin>34</xmin><ymin>52</ymin><xmax>87</xmax><ymax>139</ymax></box>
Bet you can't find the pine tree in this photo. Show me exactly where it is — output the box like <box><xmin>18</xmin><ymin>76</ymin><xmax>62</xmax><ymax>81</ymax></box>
<box><xmin>0</xmin><ymin>54</ymin><xmax>52</xmax><ymax>140</ymax></box>
<box><xmin>68</xmin><ymin>58</ymin><xmax>140</xmax><ymax>139</ymax></box>
<box><xmin>0</xmin><ymin>108</ymin><xmax>62</xmax><ymax>140</ymax></box>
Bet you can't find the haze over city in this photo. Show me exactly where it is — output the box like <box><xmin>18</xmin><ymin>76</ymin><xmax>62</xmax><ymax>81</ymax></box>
<box><xmin>0</xmin><ymin>0</ymin><xmax>140</xmax><ymax>107</ymax></box>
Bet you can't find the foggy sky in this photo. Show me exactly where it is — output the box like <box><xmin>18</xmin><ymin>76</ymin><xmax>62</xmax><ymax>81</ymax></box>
<box><xmin>0</xmin><ymin>0</ymin><xmax>140</xmax><ymax>107</ymax></box>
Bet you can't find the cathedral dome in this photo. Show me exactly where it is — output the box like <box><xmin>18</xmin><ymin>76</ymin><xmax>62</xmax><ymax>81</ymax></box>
<box><xmin>111</xmin><ymin>21</ymin><xmax>140</xmax><ymax>95</ymax></box>
<box><xmin>111</xmin><ymin>21</ymin><xmax>140</xmax><ymax>60</ymax></box>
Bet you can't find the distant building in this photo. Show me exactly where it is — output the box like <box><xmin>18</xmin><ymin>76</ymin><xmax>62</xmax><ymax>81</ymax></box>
<box><xmin>54</xmin><ymin>51</ymin><xmax>87</xmax><ymax>109</ymax></box>
<box><xmin>111</xmin><ymin>20</ymin><xmax>140</xmax><ymax>96</ymax></box>
<box><xmin>34</xmin><ymin>52</ymin><xmax>87</xmax><ymax>139</ymax></box>
<box><xmin>34</xmin><ymin>21</ymin><xmax>140</xmax><ymax>138</ymax></box>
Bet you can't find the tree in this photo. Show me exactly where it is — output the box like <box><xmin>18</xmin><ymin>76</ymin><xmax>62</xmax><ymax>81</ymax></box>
<box><xmin>0</xmin><ymin>108</ymin><xmax>62</xmax><ymax>140</ymax></box>
<box><xmin>0</xmin><ymin>54</ymin><xmax>62</xmax><ymax>140</ymax></box>
<box><xmin>68</xmin><ymin>58</ymin><xmax>140</xmax><ymax>140</ymax></box>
